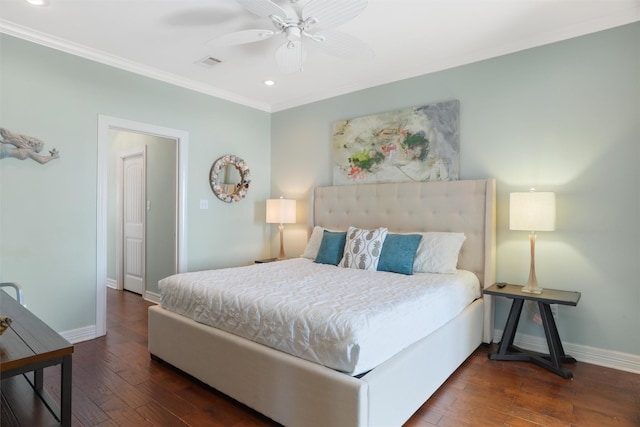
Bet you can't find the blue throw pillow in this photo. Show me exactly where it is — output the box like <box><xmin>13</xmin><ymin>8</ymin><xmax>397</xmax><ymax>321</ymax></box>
<box><xmin>377</xmin><ymin>234</ymin><xmax>422</xmax><ymax>275</ymax></box>
<box><xmin>314</xmin><ymin>231</ymin><xmax>347</xmax><ymax>266</ymax></box>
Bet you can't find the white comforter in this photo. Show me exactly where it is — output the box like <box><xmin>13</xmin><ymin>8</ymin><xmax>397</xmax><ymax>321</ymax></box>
<box><xmin>159</xmin><ymin>258</ymin><xmax>480</xmax><ymax>375</ymax></box>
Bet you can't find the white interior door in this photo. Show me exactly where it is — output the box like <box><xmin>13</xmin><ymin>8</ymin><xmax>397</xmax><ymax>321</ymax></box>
<box><xmin>122</xmin><ymin>151</ymin><xmax>145</xmax><ymax>294</ymax></box>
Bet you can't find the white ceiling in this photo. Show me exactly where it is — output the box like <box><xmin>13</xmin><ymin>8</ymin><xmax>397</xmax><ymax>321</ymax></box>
<box><xmin>1</xmin><ymin>0</ymin><xmax>638</xmax><ymax>112</ymax></box>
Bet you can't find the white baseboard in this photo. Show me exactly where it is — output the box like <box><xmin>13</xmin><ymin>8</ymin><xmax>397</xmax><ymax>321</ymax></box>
<box><xmin>59</xmin><ymin>291</ymin><xmax>158</xmax><ymax>343</ymax></box>
<box><xmin>493</xmin><ymin>329</ymin><xmax>640</xmax><ymax>374</ymax></box>
<box><xmin>105</xmin><ymin>279</ymin><xmax>158</xmax><ymax>301</ymax></box>
<box><xmin>144</xmin><ymin>290</ymin><xmax>161</xmax><ymax>304</ymax></box>
<box><xmin>60</xmin><ymin>325</ymin><xmax>97</xmax><ymax>344</ymax></box>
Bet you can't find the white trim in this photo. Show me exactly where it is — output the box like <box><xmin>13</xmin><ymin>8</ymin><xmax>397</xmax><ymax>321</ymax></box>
<box><xmin>493</xmin><ymin>329</ymin><xmax>640</xmax><ymax>374</ymax></box>
<box><xmin>106</xmin><ymin>278</ymin><xmax>118</xmax><ymax>289</ymax></box>
<box><xmin>3</xmin><ymin>10</ymin><xmax>637</xmax><ymax>113</ymax></box>
<box><xmin>60</xmin><ymin>325</ymin><xmax>96</xmax><ymax>344</ymax></box>
<box><xmin>269</xmin><ymin>11</ymin><xmax>640</xmax><ymax>112</ymax></box>
<box><xmin>96</xmin><ymin>115</ymin><xmax>188</xmax><ymax>337</ymax></box>
<box><xmin>144</xmin><ymin>291</ymin><xmax>161</xmax><ymax>304</ymax></box>
<box><xmin>0</xmin><ymin>20</ymin><xmax>271</xmax><ymax>112</ymax></box>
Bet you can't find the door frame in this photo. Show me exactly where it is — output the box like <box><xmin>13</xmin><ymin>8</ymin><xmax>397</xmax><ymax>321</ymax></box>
<box><xmin>97</xmin><ymin>115</ymin><xmax>188</xmax><ymax>337</ymax></box>
<box><xmin>116</xmin><ymin>147</ymin><xmax>147</xmax><ymax>292</ymax></box>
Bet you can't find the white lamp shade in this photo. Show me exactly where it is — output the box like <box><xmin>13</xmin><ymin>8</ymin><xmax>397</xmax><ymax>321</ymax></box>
<box><xmin>510</xmin><ymin>191</ymin><xmax>556</xmax><ymax>231</ymax></box>
<box><xmin>266</xmin><ymin>198</ymin><xmax>296</xmax><ymax>224</ymax></box>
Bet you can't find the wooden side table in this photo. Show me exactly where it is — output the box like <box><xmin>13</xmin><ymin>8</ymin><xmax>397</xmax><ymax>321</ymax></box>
<box><xmin>254</xmin><ymin>257</ymin><xmax>279</xmax><ymax>264</ymax></box>
<box><xmin>0</xmin><ymin>290</ymin><xmax>73</xmax><ymax>426</ymax></box>
<box><xmin>484</xmin><ymin>283</ymin><xmax>581</xmax><ymax>378</ymax></box>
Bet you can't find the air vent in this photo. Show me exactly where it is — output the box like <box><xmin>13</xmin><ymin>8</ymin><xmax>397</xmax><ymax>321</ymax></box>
<box><xmin>196</xmin><ymin>56</ymin><xmax>222</xmax><ymax>67</ymax></box>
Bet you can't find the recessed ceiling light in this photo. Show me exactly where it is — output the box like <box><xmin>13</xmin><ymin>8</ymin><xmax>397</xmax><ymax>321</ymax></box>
<box><xmin>24</xmin><ymin>0</ymin><xmax>50</xmax><ymax>6</ymax></box>
<box><xmin>263</xmin><ymin>80</ymin><xmax>276</xmax><ymax>86</ymax></box>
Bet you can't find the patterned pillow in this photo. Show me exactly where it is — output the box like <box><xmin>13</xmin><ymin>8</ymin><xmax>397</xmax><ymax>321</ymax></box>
<box><xmin>340</xmin><ymin>227</ymin><xmax>388</xmax><ymax>271</ymax></box>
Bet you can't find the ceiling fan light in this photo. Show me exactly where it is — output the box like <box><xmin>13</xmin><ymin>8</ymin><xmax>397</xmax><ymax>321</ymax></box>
<box><xmin>284</xmin><ymin>26</ymin><xmax>302</xmax><ymax>43</ymax></box>
<box><xmin>220</xmin><ymin>0</ymin><xmax>370</xmax><ymax>72</ymax></box>
<box><xmin>24</xmin><ymin>0</ymin><xmax>50</xmax><ymax>5</ymax></box>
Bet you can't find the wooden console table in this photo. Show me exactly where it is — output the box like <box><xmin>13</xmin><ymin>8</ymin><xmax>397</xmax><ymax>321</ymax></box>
<box><xmin>0</xmin><ymin>290</ymin><xmax>73</xmax><ymax>426</ymax></box>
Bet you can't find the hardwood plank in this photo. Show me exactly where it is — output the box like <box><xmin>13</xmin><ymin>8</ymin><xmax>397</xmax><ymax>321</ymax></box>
<box><xmin>0</xmin><ymin>375</ymin><xmax>60</xmax><ymax>427</ymax></box>
<box><xmin>66</xmin><ymin>383</ymin><xmax>110</xmax><ymax>427</ymax></box>
<box><xmin>135</xmin><ymin>400</ymin><xmax>190</xmax><ymax>427</ymax></box>
<box><xmin>42</xmin><ymin>289</ymin><xmax>640</xmax><ymax>427</ymax></box>
<box><xmin>134</xmin><ymin>379</ymin><xmax>197</xmax><ymax>418</ymax></box>
<box><xmin>506</xmin><ymin>406</ymin><xmax>573</xmax><ymax>427</ymax></box>
<box><xmin>99</xmin><ymin>395</ymin><xmax>155</xmax><ymax>427</ymax></box>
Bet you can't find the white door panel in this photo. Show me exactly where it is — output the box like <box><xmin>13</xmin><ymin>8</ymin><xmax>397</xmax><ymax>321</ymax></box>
<box><xmin>123</xmin><ymin>153</ymin><xmax>145</xmax><ymax>294</ymax></box>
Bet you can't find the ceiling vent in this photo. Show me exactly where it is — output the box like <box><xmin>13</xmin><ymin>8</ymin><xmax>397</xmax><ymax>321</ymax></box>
<box><xmin>196</xmin><ymin>56</ymin><xmax>222</xmax><ymax>67</ymax></box>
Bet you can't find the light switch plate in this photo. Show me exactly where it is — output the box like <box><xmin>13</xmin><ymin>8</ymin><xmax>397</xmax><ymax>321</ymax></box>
<box><xmin>199</xmin><ymin>199</ymin><xmax>208</xmax><ymax>209</ymax></box>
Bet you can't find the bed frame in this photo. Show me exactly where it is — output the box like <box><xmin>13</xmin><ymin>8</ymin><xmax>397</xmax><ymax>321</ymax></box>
<box><xmin>148</xmin><ymin>179</ymin><xmax>496</xmax><ymax>427</ymax></box>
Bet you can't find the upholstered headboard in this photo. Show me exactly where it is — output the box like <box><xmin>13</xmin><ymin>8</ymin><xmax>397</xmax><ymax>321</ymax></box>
<box><xmin>312</xmin><ymin>179</ymin><xmax>496</xmax><ymax>342</ymax></box>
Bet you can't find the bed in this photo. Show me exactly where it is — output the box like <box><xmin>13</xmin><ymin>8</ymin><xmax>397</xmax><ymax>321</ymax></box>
<box><xmin>148</xmin><ymin>178</ymin><xmax>496</xmax><ymax>427</ymax></box>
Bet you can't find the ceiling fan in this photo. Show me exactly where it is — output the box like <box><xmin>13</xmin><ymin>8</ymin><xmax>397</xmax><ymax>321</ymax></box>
<box><xmin>209</xmin><ymin>0</ymin><xmax>373</xmax><ymax>73</ymax></box>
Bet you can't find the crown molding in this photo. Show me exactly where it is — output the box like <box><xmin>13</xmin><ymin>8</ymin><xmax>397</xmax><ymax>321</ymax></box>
<box><xmin>0</xmin><ymin>19</ymin><xmax>273</xmax><ymax>113</ymax></box>
<box><xmin>2</xmin><ymin>5</ymin><xmax>638</xmax><ymax>114</ymax></box>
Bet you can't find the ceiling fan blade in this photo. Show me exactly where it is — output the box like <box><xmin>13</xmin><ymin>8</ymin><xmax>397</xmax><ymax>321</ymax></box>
<box><xmin>207</xmin><ymin>29</ymin><xmax>276</xmax><ymax>46</ymax></box>
<box><xmin>275</xmin><ymin>41</ymin><xmax>305</xmax><ymax>74</ymax></box>
<box><xmin>236</xmin><ymin>0</ymin><xmax>289</xmax><ymax>19</ymax></box>
<box><xmin>312</xmin><ymin>30</ymin><xmax>374</xmax><ymax>60</ymax></box>
<box><xmin>302</xmin><ymin>0</ymin><xmax>367</xmax><ymax>30</ymax></box>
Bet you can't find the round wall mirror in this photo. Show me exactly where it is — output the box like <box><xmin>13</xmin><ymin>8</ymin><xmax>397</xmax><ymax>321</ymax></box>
<box><xmin>209</xmin><ymin>154</ymin><xmax>251</xmax><ymax>203</ymax></box>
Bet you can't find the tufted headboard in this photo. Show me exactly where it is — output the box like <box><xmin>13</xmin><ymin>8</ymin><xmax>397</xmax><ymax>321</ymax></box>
<box><xmin>311</xmin><ymin>179</ymin><xmax>496</xmax><ymax>342</ymax></box>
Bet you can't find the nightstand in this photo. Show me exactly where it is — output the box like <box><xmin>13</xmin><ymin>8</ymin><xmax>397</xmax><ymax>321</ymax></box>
<box><xmin>254</xmin><ymin>257</ymin><xmax>279</xmax><ymax>264</ymax></box>
<box><xmin>484</xmin><ymin>283</ymin><xmax>581</xmax><ymax>378</ymax></box>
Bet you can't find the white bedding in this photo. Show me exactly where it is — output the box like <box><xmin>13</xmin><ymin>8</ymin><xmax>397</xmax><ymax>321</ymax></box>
<box><xmin>159</xmin><ymin>258</ymin><xmax>480</xmax><ymax>376</ymax></box>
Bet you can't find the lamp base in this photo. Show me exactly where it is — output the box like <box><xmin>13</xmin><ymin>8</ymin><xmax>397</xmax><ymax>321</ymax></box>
<box><xmin>522</xmin><ymin>231</ymin><xmax>543</xmax><ymax>294</ymax></box>
<box><xmin>277</xmin><ymin>224</ymin><xmax>286</xmax><ymax>260</ymax></box>
<box><xmin>521</xmin><ymin>286</ymin><xmax>543</xmax><ymax>294</ymax></box>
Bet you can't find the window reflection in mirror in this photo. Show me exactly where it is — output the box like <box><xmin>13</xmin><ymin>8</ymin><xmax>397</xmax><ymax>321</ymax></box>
<box><xmin>222</xmin><ymin>163</ymin><xmax>241</xmax><ymax>195</ymax></box>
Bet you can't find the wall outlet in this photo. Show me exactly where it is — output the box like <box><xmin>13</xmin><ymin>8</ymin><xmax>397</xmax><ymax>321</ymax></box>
<box><xmin>199</xmin><ymin>199</ymin><xmax>208</xmax><ymax>209</ymax></box>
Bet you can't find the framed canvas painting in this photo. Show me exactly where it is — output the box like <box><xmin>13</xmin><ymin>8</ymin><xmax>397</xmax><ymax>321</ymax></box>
<box><xmin>333</xmin><ymin>100</ymin><xmax>459</xmax><ymax>185</ymax></box>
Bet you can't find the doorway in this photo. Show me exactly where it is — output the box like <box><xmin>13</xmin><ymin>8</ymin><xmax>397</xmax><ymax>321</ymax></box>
<box><xmin>97</xmin><ymin>115</ymin><xmax>188</xmax><ymax>337</ymax></box>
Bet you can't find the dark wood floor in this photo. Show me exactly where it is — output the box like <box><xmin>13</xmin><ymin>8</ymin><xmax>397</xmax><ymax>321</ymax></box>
<box><xmin>43</xmin><ymin>288</ymin><xmax>639</xmax><ymax>426</ymax></box>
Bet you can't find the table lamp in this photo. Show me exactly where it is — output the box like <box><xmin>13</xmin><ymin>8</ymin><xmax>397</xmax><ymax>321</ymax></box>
<box><xmin>266</xmin><ymin>197</ymin><xmax>296</xmax><ymax>260</ymax></box>
<box><xmin>510</xmin><ymin>189</ymin><xmax>556</xmax><ymax>294</ymax></box>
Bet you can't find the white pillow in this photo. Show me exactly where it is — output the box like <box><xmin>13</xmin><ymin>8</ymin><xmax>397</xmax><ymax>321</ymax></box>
<box><xmin>340</xmin><ymin>226</ymin><xmax>388</xmax><ymax>271</ymax></box>
<box><xmin>413</xmin><ymin>232</ymin><xmax>466</xmax><ymax>274</ymax></box>
<box><xmin>300</xmin><ymin>226</ymin><xmax>326</xmax><ymax>259</ymax></box>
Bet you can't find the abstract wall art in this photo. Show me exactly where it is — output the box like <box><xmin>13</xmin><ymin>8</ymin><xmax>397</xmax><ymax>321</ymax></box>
<box><xmin>332</xmin><ymin>100</ymin><xmax>459</xmax><ymax>185</ymax></box>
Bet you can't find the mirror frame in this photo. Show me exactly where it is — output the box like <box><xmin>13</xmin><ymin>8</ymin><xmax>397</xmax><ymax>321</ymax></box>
<box><xmin>209</xmin><ymin>154</ymin><xmax>251</xmax><ymax>203</ymax></box>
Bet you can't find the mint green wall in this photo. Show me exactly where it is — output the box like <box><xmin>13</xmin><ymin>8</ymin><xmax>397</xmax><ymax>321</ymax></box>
<box><xmin>272</xmin><ymin>23</ymin><xmax>640</xmax><ymax>356</ymax></box>
<box><xmin>0</xmin><ymin>34</ymin><xmax>271</xmax><ymax>332</ymax></box>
